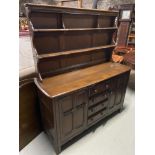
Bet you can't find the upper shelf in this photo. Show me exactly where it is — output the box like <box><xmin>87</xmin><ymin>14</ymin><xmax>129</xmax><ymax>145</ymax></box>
<box><xmin>34</xmin><ymin>27</ymin><xmax>117</xmax><ymax>32</ymax></box>
<box><xmin>25</xmin><ymin>3</ymin><xmax>118</xmax><ymax>30</ymax></box>
<box><xmin>37</xmin><ymin>44</ymin><xmax>116</xmax><ymax>59</ymax></box>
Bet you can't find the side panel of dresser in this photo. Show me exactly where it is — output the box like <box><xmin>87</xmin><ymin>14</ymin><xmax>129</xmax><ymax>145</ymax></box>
<box><xmin>36</xmin><ymin>89</ymin><xmax>61</xmax><ymax>153</ymax></box>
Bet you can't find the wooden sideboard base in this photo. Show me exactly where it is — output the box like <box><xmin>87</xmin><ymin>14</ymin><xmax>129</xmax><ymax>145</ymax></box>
<box><xmin>34</xmin><ymin>65</ymin><xmax>130</xmax><ymax>154</ymax></box>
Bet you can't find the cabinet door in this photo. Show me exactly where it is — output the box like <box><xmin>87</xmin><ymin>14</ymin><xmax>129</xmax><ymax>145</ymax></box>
<box><xmin>115</xmin><ymin>73</ymin><xmax>129</xmax><ymax>105</ymax></box>
<box><xmin>73</xmin><ymin>90</ymin><xmax>87</xmax><ymax>131</ymax></box>
<box><xmin>59</xmin><ymin>95</ymin><xmax>73</xmax><ymax>140</ymax></box>
<box><xmin>108</xmin><ymin>73</ymin><xmax>129</xmax><ymax>111</ymax></box>
<box><xmin>58</xmin><ymin>90</ymin><xmax>87</xmax><ymax>142</ymax></box>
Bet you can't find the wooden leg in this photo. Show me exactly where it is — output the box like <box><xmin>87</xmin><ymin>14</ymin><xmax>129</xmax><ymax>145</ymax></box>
<box><xmin>119</xmin><ymin>106</ymin><xmax>123</xmax><ymax>113</ymax></box>
<box><xmin>55</xmin><ymin>145</ymin><xmax>61</xmax><ymax>155</ymax></box>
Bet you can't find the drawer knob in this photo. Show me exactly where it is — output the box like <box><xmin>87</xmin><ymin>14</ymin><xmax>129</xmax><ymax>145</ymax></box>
<box><xmin>91</xmin><ymin>118</ymin><xmax>94</xmax><ymax>121</ymax></box>
<box><xmin>106</xmin><ymin>84</ymin><xmax>109</xmax><ymax>88</ymax></box>
<box><xmin>94</xmin><ymin>89</ymin><xmax>97</xmax><ymax>93</ymax></box>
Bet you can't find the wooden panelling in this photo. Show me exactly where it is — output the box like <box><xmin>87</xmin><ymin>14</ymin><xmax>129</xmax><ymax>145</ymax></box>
<box><xmin>38</xmin><ymin>48</ymin><xmax>113</xmax><ymax>78</ymax></box>
<box><xmin>93</xmin><ymin>30</ymin><xmax>113</xmax><ymax>46</ymax></box>
<box><xmin>62</xmin><ymin>31</ymin><xmax>92</xmax><ymax>50</ymax></box>
<box><xmin>33</xmin><ymin>31</ymin><xmax>61</xmax><ymax>54</ymax></box>
<box><xmin>30</xmin><ymin>12</ymin><xmax>60</xmax><ymax>29</ymax></box>
<box><xmin>98</xmin><ymin>16</ymin><xmax>116</xmax><ymax>28</ymax></box>
<box><xmin>63</xmin><ymin>14</ymin><xmax>97</xmax><ymax>28</ymax></box>
<box><xmin>33</xmin><ymin>29</ymin><xmax>115</xmax><ymax>54</ymax></box>
<box><xmin>60</xmin><ymin>96</ymin><xmax>73</xmax><ymax>112</ymax></box>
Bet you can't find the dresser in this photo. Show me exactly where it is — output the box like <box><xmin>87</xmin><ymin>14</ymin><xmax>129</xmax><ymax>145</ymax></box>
<box><xmin>25</xmin><ymin>3</ymin><xmax>130</xmax><ymax>154</ymax></box>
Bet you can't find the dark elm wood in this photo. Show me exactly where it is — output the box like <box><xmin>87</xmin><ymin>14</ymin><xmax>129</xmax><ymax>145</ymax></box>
<box><xmin>25</xmin><ymin>4</ymin><xmax>130</xmax><ymax>154</ymax></box>
<box><xmin>19</xmin><ymin>79</ymin><xmax>42</xmax><ymax>150</ymax></box>
<box><xmin>38</xmin><ymin>62</ymin><xmax>130</xmax><ymax>98</ymax></box>
<box><xmin>33</xmin><ymin>28</ymin><xmax>116</xmax><ymax>54</ymax></box>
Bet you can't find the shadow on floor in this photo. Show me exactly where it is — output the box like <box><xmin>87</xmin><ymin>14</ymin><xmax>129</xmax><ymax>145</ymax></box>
<box><xmin>128</xmin><ymin>70</ymin><xmax>135</xmax><ymax>90</ymax></box>
<box><xmin>61</xmin><ymin>109</ymin><xmax>123</xmax><ymax>151</ymax></box>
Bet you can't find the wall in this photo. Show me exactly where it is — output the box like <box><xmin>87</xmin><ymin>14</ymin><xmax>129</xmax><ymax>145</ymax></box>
<box><xmin>19</xmin><ymin>0</ymin><xmax>57</xmax><ymax>14</ymax></box>
<box><xmin>57</xmin><ymin>0</ymin><xmax>135</xmax><ymax>9</ymax></box>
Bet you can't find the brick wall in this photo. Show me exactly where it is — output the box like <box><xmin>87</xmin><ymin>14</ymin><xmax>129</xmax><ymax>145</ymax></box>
<box><xmin>20</xmin><ymin>0</ymin><xmax>135</xmax><ymax>14</ymax></box>
<box><xmin>58</xmin><ymin>0</ymin><xmax>135</xmax><ymax>9</ymax></box>
<box><xmin>19</xmin><ymin>0</ymin><xmax>56</xmax><ymax>14</ymax></box>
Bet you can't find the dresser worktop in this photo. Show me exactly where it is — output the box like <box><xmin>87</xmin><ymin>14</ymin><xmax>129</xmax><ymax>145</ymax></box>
<box><xmin>37</xmin><ymin>62</ymin><xmax>130</xmax><ymax>98</ymax></box>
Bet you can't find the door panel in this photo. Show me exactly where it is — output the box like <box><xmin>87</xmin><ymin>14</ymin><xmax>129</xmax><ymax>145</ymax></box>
<box><xmin>62</xmin><ymin>113</ymin><xmax>73</xmax><ymax>136</ymax></box>
<box><xmin>61</xmin><ymin>96</ymin><xmax>73</xmax><ymax>112</ymax></box>
<box><xmin>59</xmin><ymin>95</ymin><xmax>73</xmax><ymax>140</ymax></box>
<box><xmin>73</xmin><ymin>105</ymin><xmax>85</xmax><ymax>129</ymax></box>
<box><xmin>74</xmin><ymin>90</ymin><xmax>87</xmax><ymax>131</ymax></box>
<box><xmin>115</xmin><ymin>76</ymin><xmax>124</xmax><ymax>105</ymax></box>
<box><xmin>108</xmin><ymin>79</ymin><xmax>116</xmax><ymax>109</ymax></box>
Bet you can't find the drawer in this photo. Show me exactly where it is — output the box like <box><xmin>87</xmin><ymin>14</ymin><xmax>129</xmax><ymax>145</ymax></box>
<box><xmin>88</xmin><ymin>107</ymin><xmax>107</xmax><ymax>125</ymax></box>
<box><xmin>89</xmin><ymin>93</ymin><xmax>108</xmax><ymax>107</ymax></box>
<box><xmin>89</xmin><ymin>82</ymin><xmax>109</xmax><ymax>96</ymax></box>
<box><xmin>88</xmin><ymin>99</ymin><xmax>108</xmax><ymax>116</ymax></box>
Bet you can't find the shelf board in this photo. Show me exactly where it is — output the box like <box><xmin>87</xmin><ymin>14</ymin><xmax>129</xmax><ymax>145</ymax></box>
<box><xmin>128</xmin><ymin>42</ymin><xmax>135</xmax><ymax>45</ymax></box>
<box><xmin>128</xmin><ymin>35</ymin><xmax>135</xmax><ymax>38</ymax></box>
<box><xmin>34</xmin><ymin>27</ymin><xmax>117</xmax><ymax>32</ymax></box>
<box><xmin>38</xmin><ymin>44</ymin><xmax>116</xmax><ymax>59</ymax></box>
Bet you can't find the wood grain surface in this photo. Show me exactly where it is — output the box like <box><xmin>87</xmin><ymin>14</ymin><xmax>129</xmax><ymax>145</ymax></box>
<box><xmin>37</xmin><ymin>62</ymin><xmax>130</xmax><ymax>97</ymax></box>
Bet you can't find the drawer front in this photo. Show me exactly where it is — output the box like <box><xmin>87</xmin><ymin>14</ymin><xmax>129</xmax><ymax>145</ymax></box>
<box><xmin>89</xmin><ymin>79</ymin><xmax>113</xmax><ymax>97</ymax></box>
<box><xmin>89</xmin><ymin>82</ymin><xmax>107</xmax><ymax>96</ymax></box>
<box><xmin>88</xmin><ymin>107</ymin><xmax>108</xmax><ymax>125</ymax></box>
<box><xmin>88</xmin><ymin>99</ymin><xmax>108</xmax><ymax>116</ymax></box>
<box><xmin>89</xmin><ymin>93</ymin><xmax>108</xmax><ymax>107</ymax></box>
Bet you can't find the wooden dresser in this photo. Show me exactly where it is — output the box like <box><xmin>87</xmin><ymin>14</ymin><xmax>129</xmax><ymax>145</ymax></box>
<box><xmin>25</xmin><ymin>3</ymin><xmax>131</xmax><ymax>154</ymax></box>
